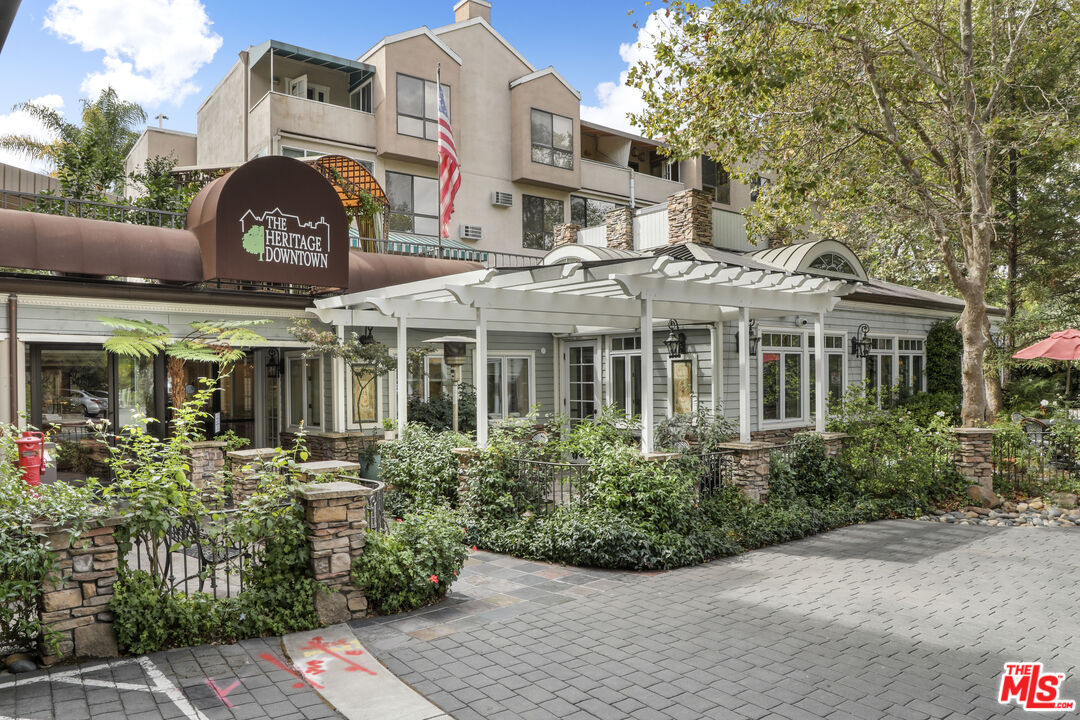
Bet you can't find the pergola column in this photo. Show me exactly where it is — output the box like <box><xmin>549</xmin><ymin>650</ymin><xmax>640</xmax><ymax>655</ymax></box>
<box><xmin>710</xmin><ymin>319</ymin><xmax>723</xmax><ymax>415</ymax></box>
<box><xmin>814</xmin><ymin>310</ymin><xmax>826</xmax><ymax>432</ymax></box>
<box><xmin>738</xmin><ymin>306</ymin><xmax>751</xmax><ymax>442</ymax></box>
<box><xmin>475</xmin><ymin>307</ymin><xmax>488</xmax><ymax>447</ymax></box>
<box><xmin>640</xmin><ymin>297</ymin><xmax>654</xmax><ymax>453</ymax></box>
<box><xmin>396</xmin><ymin>316</ymin><xmax>408</xmax><ymax>431</ymax></box>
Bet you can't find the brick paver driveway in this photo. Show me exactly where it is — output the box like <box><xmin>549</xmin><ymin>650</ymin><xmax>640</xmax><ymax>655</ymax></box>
<box><xmin>353</xmin><ymin>520</ymin><xmax>1080</xmax><ymax>720</ymax></box>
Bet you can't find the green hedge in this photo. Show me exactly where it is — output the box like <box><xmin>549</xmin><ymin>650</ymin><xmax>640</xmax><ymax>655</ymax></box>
<box><xmin>926</xmin><ymin>319</ymin><xmax>963</xmax><ymax>395</ymax></box>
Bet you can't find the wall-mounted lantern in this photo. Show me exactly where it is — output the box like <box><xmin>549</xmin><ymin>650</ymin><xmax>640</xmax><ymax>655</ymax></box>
<box><xmin>265</xmin><ymin>348</ymin><xmax>283</xmax><ymax>379</ymax></box>
<box><xmin>736</xmin><ymin>319</ymin><xmax>760</xmax><ymax>357</ymax></box>
<box><xmin>850</xmin><ymin>323</ymin><xmax>872</xmax><ymax>358</ymax></box>
<box><xmin>357</xmin><ymin>326</ymin><xmax>375</xmax><ymax>345</ymax></box>
<box><xmin>664</xmin><ymin>319</ymin><xmax>687</xmax><ymax>359</ymax></box>
<box><xmin>425</xmin><ymin>335</ymin><xmax>477</xmax><ymax>432</ymax></box>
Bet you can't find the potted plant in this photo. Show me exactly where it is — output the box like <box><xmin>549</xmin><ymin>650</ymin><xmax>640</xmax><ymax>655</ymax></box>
<box><xmin>382</xmin><ymin>418</ymin><xmax>397</xmax><ymax>441</ymax></box>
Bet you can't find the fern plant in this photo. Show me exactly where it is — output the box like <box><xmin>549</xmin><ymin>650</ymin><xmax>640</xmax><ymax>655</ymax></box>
<box><xmin>99</xmin><ymin>317</ymin><xmax>270</xmax><ymax>413</ymax></box>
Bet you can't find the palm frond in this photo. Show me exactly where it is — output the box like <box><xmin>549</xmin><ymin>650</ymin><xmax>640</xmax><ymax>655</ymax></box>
<box><xmin>167</xmin><ymin>342</ymin><xmax>223</xmax><ymax>363</ymax></box>
<box><xmin>190</xmin><ymin>319</ymin><xmax>272</xmax><ymax>332</ymax></box>
<box><xmin>97</xmin><ymin>316</ymin><xmax>170</xmax><ymax>335</ymax></box>
<box><xmin>103</xmin><ymin>333</ymin><xmax>168</xmax><ymax>358</ymax></box>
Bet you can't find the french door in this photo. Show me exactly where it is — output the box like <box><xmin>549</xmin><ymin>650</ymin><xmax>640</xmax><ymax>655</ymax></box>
<box><xmin>564</xmin><ymin>341</ymin><xmax>599</xmax><ymax>422</ymax></box>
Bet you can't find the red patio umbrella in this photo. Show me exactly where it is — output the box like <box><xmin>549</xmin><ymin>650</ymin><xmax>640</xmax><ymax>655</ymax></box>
<box><xmin>1013</xmin><ymin>328</ymin><xmax>1080</xmax><ymax>396</ymax></box>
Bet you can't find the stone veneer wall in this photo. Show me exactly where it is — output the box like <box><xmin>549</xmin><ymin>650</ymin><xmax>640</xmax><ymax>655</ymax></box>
<box><xmin>554</xmin><ymin>222</ymin><xmax>582</xmax><ymax>248</ymax></box>
<box><xmin>279</xmin><ymin>431</ymin><xmax>376</xmax><ymax>463</ymax></box>
<box><xmin>295</xmin><ymin>481</ymin><xmax>371</xmax><ymax>624</ymax></box>
<box><xmin>185</xmin><ymin>441</ymin><xmax>225</xmax><ymax>490</ymax></box>
<box><xmin>227</xmin><ymin>448</ymin><xmax>282</xmax><ymax>503</ymax></box>
<box><xmin>667</xmin><ymin>188</ymin><xmax>712</xmax><ymax>246</ymax></box>
<box><xmin>37</xmin><ymin>517</ymin><xmax>122</xmax><ymax>664</ymax></box>
<box><xmin>750</xmin><ymin>426</ymin><xmax>814</xmax><ymax>445</ymax></box>
<box><xmin>716</xmin><ymin>441</ymin><xmax>774</xmax><ymax>501</ymax></box>
<box><xmin>605</xmin><ymin>207</ymin><xmax>634</xmax><ymax>250</ymax></box>
<box><xmin>950</xmin><ymin>427</ymin><xmax>998</xmax><ymax>492</ymax></box>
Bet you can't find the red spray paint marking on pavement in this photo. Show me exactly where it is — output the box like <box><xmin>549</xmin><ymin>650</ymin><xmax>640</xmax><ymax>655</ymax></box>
<box><xmin>259</xmin><ymin>652</ymin><xmax>325</xmax><ymax>690</ymax></box>
<box><xmin>301</xmin><ymin>636</ymin><xmax>377</xmax><ymax>676</ymax></box>
<box><xmin>206</xmin><ymin>678</ymin><xmax>241</xmax><ymax>708</ymax></box>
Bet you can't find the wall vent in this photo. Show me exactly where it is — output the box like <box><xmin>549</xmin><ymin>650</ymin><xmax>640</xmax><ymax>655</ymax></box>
<box><xmin>491</xmin><ymin>191</ymin><xmax>513</xmax><ymax>207</ymax></box>
<box><xmin>460</xmin><ymin>225</ymin><xmax>483</xmax><ymax>241</ymax></box>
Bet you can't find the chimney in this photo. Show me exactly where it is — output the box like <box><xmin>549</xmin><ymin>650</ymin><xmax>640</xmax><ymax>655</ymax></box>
<box><xmin>667</xmin><ymin>188</ymin><xmax>712</xmax><ymax>246</ymax></box>
<box><xmin>454</xmin><ymin>0</ymin><xmax>491</xmax><ymax>23</ymax></box>
<box><xmin>553</xmin><ymin>222</ymin><xmax>581</xmax><ymax>248</ymax></box>
<box><xmin>605</xmin><ymin>207</ymin><xmax>634</xmax><ymax>251</ymax></box>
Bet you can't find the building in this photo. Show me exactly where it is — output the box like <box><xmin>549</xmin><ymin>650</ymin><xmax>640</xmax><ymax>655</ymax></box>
<box><xmin>124</xmin><ymin>0</ymin><xmax>754</xmax><ymax>262</ymax></box>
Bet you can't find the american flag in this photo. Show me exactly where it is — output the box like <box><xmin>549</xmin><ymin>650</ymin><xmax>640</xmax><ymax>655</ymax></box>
<box><xmin>437</xmin><ymin>81</ymin><xmax>460</xmax><ymax>240</ymax></box>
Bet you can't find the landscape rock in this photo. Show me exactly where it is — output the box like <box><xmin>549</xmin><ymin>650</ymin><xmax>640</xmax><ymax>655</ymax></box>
<box><xmin>1030</xmin><ymin>500</ymin><xmax>1045</xmax><ymax>511</ymax></box>
<box><xmin>967</xmin><ymin>485</ymin><xmax>1002</xmax><ymax>508</ymax></box>
<box><xmin>8</xmin><ymin>659</ymin><xmax>37</xmax><ymax>674</ymax></box>
<box><xmin>314</xmin><ymin>591</ymin><xmax>350</xmax><ymax>626</ymax></box>
<box><xmin>1050</xmin><ymin>492</ymin><xmax>1078</xmax><ymax>509</ymax></box>
<box><xmin>74</xmin><ymin>624</ymin><xmax>118</xmax><ymax>658</ymax></box>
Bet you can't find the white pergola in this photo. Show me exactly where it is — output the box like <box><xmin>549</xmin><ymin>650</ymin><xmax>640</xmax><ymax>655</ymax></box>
<box><xmin>312</xmin><ymin>255</ymin><xmax>855</xmax><ymax>449</ymax></box>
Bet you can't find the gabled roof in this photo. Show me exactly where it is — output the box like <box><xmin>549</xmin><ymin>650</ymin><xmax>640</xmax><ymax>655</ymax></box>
<box><xmin>359</xmin><ymin>27</ymin><xmax>463</xmax><ymax>65</ymax></box>
<box><xmin>432</xmin><ymin>16</ymin><xmax>534</xmax><ymax>74</ymax></box>
<box><xmin>510</xmin><ymin>67</ymin><xmax>581</xmax><ymax>100</ymax></box>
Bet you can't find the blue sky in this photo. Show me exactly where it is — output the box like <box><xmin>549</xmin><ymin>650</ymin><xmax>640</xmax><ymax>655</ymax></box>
<box><xmin>0</xmin><ymin>0</ymin><xmax>657</xmax><ymax>172</ymax></box>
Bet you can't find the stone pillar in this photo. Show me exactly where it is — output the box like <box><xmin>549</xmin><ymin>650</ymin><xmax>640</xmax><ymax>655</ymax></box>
<box><xmin>667</xmin><ymin>187</ymin><xmax>712</xmax><ymax>246</ymax></box>
<box><xmin>279</xmin><ymin>430</ymin><xmax>373</xmax><ymax>462</ymax></box>
<box><xmin>554</xmin><ymin>222</ymin><xmax>581</xmax><ymax>248</ymax></box>
<box><xmin>605</xmin><ymin>207</ymin><xmax>635</xmax><ymax>251</ymax></box>
<box><xmin>715</xmin><ymin>441</ymin><xmax>775</xmax><ymax>501</ymax></box>
<box><xmin>950</xmin><ymin>427</ymin><xmax>998</xmax><ymax>492</ymax></box>
<box><xmin>451</xmin><ymin>447</ymin><xmax>478</xmax><ymax>501</ymax></box>
<box><xmin>37</xmin><ymin>517</ymin><xmax>122</xmax><ymax>664</ymax></box>
<box><xmin>816</xmin><ymin>432</ymin><xmax>850</xmax><ymax>457</ymax></box>
<box><xmin>227</xmin><ymin>448</ymin><xmax>281</xmax><ymax>503</ymax></box>
<box><xmin>185</xmin><ymin>441</ymin><xmax>225</xmax><ymax>491</ymax></box>
<box><xmin>295</xmin><ymin>481</ymin><xmax>372</xmax><ymax>623</ymax></box>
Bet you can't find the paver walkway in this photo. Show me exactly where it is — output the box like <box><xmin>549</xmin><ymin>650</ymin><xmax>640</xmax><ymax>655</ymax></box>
<box><xmin>353</xmin><ymin>520</ymin><xmax>1080</xmax><ymax>719</ymax></box>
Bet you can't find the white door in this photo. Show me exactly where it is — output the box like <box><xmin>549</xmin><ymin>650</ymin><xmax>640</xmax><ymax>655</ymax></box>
<box><xmin>564</xmin><ymin>341</ymin><xmax>599</xmax><ymax>421</ymax></box>
<box><xmin>287</xmin><ymin>75</ymin><xmax>308</xmax><ymax>99</ymax></box>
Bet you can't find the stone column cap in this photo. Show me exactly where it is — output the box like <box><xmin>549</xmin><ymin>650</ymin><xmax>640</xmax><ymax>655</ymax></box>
<box><xmin>642</xmin><ymin>452</ymin><xmax>683</xmax><ymax>462</ymax></box>
<box><xmin>227</xmin><ymin>447</ymin><xmax>280</xmax><ymax>461</ymax></box>
<box><xmin>188</xmin><ymin>441</ymin><xmax>227</xmax><ymax>449</ymax></box>
<box><xmin>295</xmin><ymin>481</ymin><xmax>372</xmax><ymax>500</ymax></box>
<box><xmin>716</xmin><ymin>441</ymin><xmax>775</xmax><ymax>451</ymax></box>
<box><xmin>296</xmin><ymin>460</ymin><xmax>363</xmax><ymax>474</ymax></box>
<box><xmin>949</xmin><ymin>427</ymin><xmax>1000</xmax><ymax>435</ymax></box>
<box><xmin>816</xmin><ymin>432</ymin><xmax>850</xmax><ymax>440</ymax></box>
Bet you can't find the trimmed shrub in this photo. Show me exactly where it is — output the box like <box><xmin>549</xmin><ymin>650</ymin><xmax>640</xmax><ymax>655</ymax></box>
<box><xmin>378</xmin><ymin>425</ymin><xmax>469</xmax><ymax>516</ymax></box>
<box><xmin>926</xmin><ymin>319</ymin><xmax>963</xmax><ymax>395</ymax></box>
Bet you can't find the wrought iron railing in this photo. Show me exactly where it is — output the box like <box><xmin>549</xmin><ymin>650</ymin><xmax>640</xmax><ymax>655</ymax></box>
<box><xmin>512</xmin><ymin>458</ymin><xmax>589</xmax><ymax>515</ymax></box>
<box><xmin>769</xmin><ymin>442</ymin><xmax>798</xmax><ymax>468</ymax></box>
<box><xmin>341</xmin><ymin>476</ymin><xmax>386</xmax><ymax>532</ymax></box>
<box><xmin>0</xmin><ymin>189</ymin><xmax>186</xmax><ymax>228</ymax></box>
<box><xmin>353</xmin><ymin>236</ymin><xmax>543</xmax><ymax>270</ymax></box>
<box><xmin>696</xmin><ymin>450</ymin><xmax>735</xmax><ymax>497</ymax></box>
<box><xmin>993</xmin><ymin>427</ymin><xmax>1080</xmax><ymax>496</ymax></box>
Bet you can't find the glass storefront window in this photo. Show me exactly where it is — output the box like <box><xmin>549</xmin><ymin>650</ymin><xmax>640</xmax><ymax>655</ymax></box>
<box><xmin>116</xmin><ymin>355</ymin><xmax>155</xmax><ymax>428</ymax></box>
<box><xmin>39</xmin><ymin>348</ymin><xmax>109</xmax><ymax>439</ymax></box>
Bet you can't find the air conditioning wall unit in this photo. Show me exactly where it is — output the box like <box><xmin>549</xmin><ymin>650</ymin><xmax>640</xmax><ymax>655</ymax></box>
<box><xmin>491</xmin><ymin>191</ymin><xmax>513</xmax><ymax>207</ymax></box>
<box><xmin>460</xmin><ymin>225</ymin><xmax>483</xmax><ymax>241</ymax></box>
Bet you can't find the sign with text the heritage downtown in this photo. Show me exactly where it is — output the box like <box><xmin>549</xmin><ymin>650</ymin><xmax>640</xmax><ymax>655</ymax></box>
<box><xmin>187</xmin><ymin>156</ymin><xmax>350</xmax><ymax>288</ymax></box>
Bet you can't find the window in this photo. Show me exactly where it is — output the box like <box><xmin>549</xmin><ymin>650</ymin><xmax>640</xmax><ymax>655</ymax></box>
<box><xmin>522</xmin><ymin>195</ymin><xmax>564</xmax><ymax>250</ymax></box>
<box><xmin>701</xmin><ymin>156</ymin><xmax>730</xmax><ymax>204</ymax></box>
<box><xmin>408</xmin><ymin>356</ymin><xmax>448</xmax><ymax>401</ymax></box>
<box><xmin>865</xmin><ymin>338</ymin><xmax>894</xmax><ymax>403</ymax></box>
<box><xmin>750</xmin><ymin>175</ymin><xmax>772</xmax><ymax>202</ymax></box>
<box><xmin>281</xmin><ymin>146</ymin><xmax>325</xmax><ymax>159</ymax></box>
<box><xmin>809</xmin><ymin>252</ymin><xmax>857</xmax><ymax>276</ymax></box>
<box><xmin>350</xmin><ymin>366</ymin><xmax>378</xmax><ymax>426</ymax></box>
<box><xmin>286</xmin><ymin>355</ymin><xmax>322</xmax><ymax>428</ymax></box>
<box><xmin>386</xmin><ymin>171</ymin><xmax>439</xmax><ymax>236</ymax></box>
<box><xmin>662</xmin><ymin>160</ymin><xmax>681</xmax><ymax>183</ymax></box>
<box><xmin>396</xmin><ymin>74</ymin><xmax>449</xmax><ymax>141</ymax></box>
<box><xmin>350</xmin><ymin>81</ymin><xmax>372</xmax><ymax>112</ymax></box>
<box><xmin>531</xmin><ymin>109</ymin><xmax>574</xmax><ymax>169</ymax></box>
<box><xmin>809</xmin><ymin>335</ymin><xmax>845</xmax><ymax>414</ymax></box>
<box><xmin>610</xmin><ymin>336</ymin><xmax>642</xmax><ymax>417</ymax></box>
<box><xmin>487</xmin><ymin>356</ymin><xmax>532</xmax><ymax>419</ymax></box>
<box><xmin>761</xmin><ymin>333</ymin><xmax>803</xmax><ymax>422</ymax></box>
<box><xmin>571</xmin><ymin>196</ymin><xmax>619</xmax><ymax>228</ymax></box>
<box><xmin>669</xmin><ymin>357</ymin><xmax>695</xmax><ymax>415</ymax></box>
<box><xmin>898</xmin><ymin>338</ymin><xmax>925</xmax><ymax>395</ymax></box>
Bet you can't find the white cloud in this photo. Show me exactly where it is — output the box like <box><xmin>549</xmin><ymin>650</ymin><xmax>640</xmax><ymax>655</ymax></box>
<box><xmin>0</xmin><ymin>94</ymin><xmax>64</xmax><ymax>174</ymax></box>
<box><xmin>44</xmin><ymin>0</ymin><xmax>222</xmax><ymax>107</ymax></box>
<box><xmin>580</xmin><ymin>11</ymin><xmax>667</xmax><ymax>133</ymax></box>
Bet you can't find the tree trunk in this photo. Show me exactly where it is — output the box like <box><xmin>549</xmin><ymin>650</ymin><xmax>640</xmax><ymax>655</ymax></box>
<box><xmin>958</xmin><ymin>297</ymin><xmax>990</xmax><ymax>426</ymax></box>
<box><xmin>1003</xmin><ymin>147</ymin><xmax>1019</xmax><ymax>388</ymax></box>
<box><xmin>168</xmin><ymin>356</ymin><xmax>186</xmax><ymax>415</ymax></box>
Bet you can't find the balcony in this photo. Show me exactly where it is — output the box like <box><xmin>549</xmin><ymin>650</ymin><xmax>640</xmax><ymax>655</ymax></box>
<box><xmin>249</xmin><ymin>92</ymin><xmax>376</xmax><ymax>153</ymax></box>
<box><xmin>580</xmin><ymin>159</ymin><xmax>686</xmax><ymax>206</ymax></box>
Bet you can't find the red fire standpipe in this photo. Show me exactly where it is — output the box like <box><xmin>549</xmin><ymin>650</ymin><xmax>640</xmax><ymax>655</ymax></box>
<box><xmin>15</xmin><ymin>431</ymin><xmax>45</xmax><ymax>487</ymax></box>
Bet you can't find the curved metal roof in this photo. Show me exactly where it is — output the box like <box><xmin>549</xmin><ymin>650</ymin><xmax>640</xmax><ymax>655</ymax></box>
<box><xmin>541</xmin><ymin>245</ymin><xmax>643</xmax><ymax>266</ymax></box>
<box><xmin>750</xmin><ymin>239</ymin><xmax>867</xmax><ymax>281</ymax></box>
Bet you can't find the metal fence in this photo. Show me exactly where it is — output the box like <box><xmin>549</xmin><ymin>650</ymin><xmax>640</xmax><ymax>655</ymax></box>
<box><xmin>770</xmin><ymin>442</ymin><xmax>798</xmax><ymax>468</ymax></box>
<box><xmin>342</xmin><ymin>476</ymin><xmax>386</xmax><ymax>532</ymax></box>
<box><xmin>993</xmin><ymin>428</ymin><xmax>1080</xmax><ymax>496</ymax></box>
<box><xmin>125</xmin><ymin>507</ymin><xmax>273</xmax><ymax>599</ymax></box>
<box><xmin>512</xmin><ymin>458</ymin><xmax>589</xmax><ymax>514</ymax></box>
<box><xmin>696</xmin><ymin>451</ymin><xmax>735</xmax><ymax>497</ymax></box>
<box><xmin>0</xmin><ymin>189</ymin><xmax>186</xmax><ymax>228</ymax></box>
<box><xmin>355</xmin><ymin>236</ymin><xmax>543</xmax><ymax>270</ymax></box>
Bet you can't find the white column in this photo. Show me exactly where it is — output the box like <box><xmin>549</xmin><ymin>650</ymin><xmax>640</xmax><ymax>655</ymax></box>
<box><xmin>475</xmin><ymin>307</ymin><xmax>489</xmax><ymax>447</ymax></box>
<box><xmin>814</xmin><ymin>311</ymin><xmax>826</xmax><ymax>432</ymax></box>
<box><xmin>333</xmin><ymin>325</ymin><xmax>347</xmax><ymax>433</ymax></box>
<box><xmin>640</xmin><ymin>297</ymin><xmax>654</xmax><ymax>454</ymax></box>
<box><xmin>738</xmin><ymin>306</ymin><xmax>750</xmax><ymax>443</ymax></box>
<box><xmin>710</xmin><ymin>320</ymin><xmax>723</xmax><ymax>415</ymax></box>
<box><xmin>396</xmin><ymin>316</ymin><xmax>408</xmax><ymax>432</ymax></box>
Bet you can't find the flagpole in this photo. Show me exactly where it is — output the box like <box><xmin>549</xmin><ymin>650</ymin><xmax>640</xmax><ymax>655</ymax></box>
<box><xmin>436</xmin><ymin>61</ymin><xmax>443</xmax><ymax>261</ymax></box>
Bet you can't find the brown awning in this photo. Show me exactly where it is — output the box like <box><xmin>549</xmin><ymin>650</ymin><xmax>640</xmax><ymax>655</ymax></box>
<box><xmin>348</xmin><ymin>250</ymin><xmax>481</xmax><ymax>292</ymax></box>
<box><xmin>0</xmin><ymin>208</ymin><xmax>203</xmax><ymax>282</ymax></box>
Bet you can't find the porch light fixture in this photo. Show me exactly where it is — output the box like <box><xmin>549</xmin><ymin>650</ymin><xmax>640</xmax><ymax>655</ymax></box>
<box><xmin>357</xmin><ymin>326</ymin><xmax>375</xmax><ymax>345</ymax></box>
<box><xmin>425</xmin><ymin>335</ymin><xmax>477</xmax><ymax>433</ymax></box>
<box><xmin>736</xmin><ymin>319</ymin><xmax>760</xmax><ymax>357</ymax></box>
<box><xmin>851</xmin><ymin>323</ymin><xmax>872</xmax><ymax>358</ymax></box>
<box><xmin>664</xmin><ymin>319</ymin><xmax>687</xmax><ymax>359</ymax></box>
<box><xmin>265</xmin><ymin>348</ymin><xmax>283</xmax><ymax>379</ymax></box>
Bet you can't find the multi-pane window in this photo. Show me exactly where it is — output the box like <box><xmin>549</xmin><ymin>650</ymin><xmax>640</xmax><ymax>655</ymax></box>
<box><xmin>761</xmin><ymin>333</ymin><xmax>803</xmax><ymax>422</ymax></box>
<box><xmin>701</xmin><ymin>156</ymin><xmax>730</xmax><ymax>204</ymax></box>
<box><xmin>570</xmin><ymin>196</ymin><xmax>619</xmax><ymax>228</ymax></box>
<box><xmin>610</xmin><ymin>336</ymin><xmax>643</xmax><ymax>417</ymax></box>
<box><xmin>350</xmin><ymin>366</ymin><xmax>378</xmax><ymax>426</ymax></box>
<box><xmin>408</xmin><ymin>356</ymin><xmax>447</xmax><ymax>401</ymax></box>
<box><xmin>865</xmin><ymin>337</ymin><xmax>894</xmax><ymax>402</ymax></box>
<box><xmin>809</xmin><ymin>335</ymin><xmax>845</xmax><ymax>413</ymax></box>
<box><xmin>898</xmin><ymin>338</ymin><xmax>925</xmax><ymax>394</ymax></box>
<box><xmin>350</xmin><ymin>81</ymin><xmax>373</xmax><ymax>112</ymax></box>
<box><xmin>522</xmin><ymin>195</ymin><xmax>564</xmax><ymax>250</ymax></box>
<box><xmin>286</xmin><ymin>355</ymin><xmax>322</xmax><ymax>428</ymax></box>
<box><xmin>487</xmin><ymin>356</ymin><xmax>532</xmax><ymax>419</ymax></box>
<box><xmin>809</xmin><ymin>252</ymin><xmax>857</xmax><ymax>276</ymax></box>
<box><xmin>396</xmin><ymin>73</ymin><xmax>449</xmax><ymax>141</ymax></box>
<box><xmin>531</xmin><ymin>109</ymin><xmax>574</xmax><ymax>169</ymax></box>
<box><xmin>386</xmin><ymin>171</ymin><xmax>439</xmax><ymax>236</ymax></box>
<box><xmin>282</xmin><ymin>146</ymin><xmax>324</xmax><ymax>159</ymax></box>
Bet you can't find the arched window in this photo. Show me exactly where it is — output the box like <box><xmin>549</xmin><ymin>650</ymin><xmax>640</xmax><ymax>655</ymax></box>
<box><xmin>809</xmin><ymin>252</ymin><xmax>857</xmax><ymax>275</ymax></box>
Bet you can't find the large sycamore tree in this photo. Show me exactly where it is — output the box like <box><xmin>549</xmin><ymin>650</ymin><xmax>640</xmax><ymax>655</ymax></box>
<box><xmin>629</xmin><ymin>0</ymin><xmax>1080</xmax><ymax>425</ymax></box>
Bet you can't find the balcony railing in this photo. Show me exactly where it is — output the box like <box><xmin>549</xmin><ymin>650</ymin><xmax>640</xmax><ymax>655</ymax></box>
<box><xmin>354</xmin><ymin>236</ymin><xmax>543</xmax><ymax>270</ymax></box>
<box><xmin>0</xmin><ymin>189</ymin><xmax>186</xmax><ymax>229</ymax></box>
